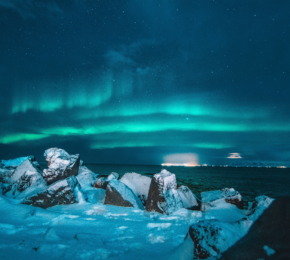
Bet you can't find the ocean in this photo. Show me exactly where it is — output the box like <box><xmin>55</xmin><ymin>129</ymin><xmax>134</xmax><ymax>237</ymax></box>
<box><xmin>85</xmin><ymin>164</ymin><xmax>290</xmax><ymax>204</ymax></box>
<box><xmin>40</xmin><ymin>162</ymin><xmax>290</xmax><ymax>205</ymax></box>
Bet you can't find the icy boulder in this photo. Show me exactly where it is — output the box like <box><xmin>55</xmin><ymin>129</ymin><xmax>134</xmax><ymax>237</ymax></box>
<box><xmin>221</xmin><ymin>197</ymin><xmax>290</xmax><ymax>260</ymax></box>
<box><xmin>201</xmin><ymin>188</ymin><xmax>243</xmax><ymax>211</ymax></box>
<box><xmin>120</xmin><ymin>172</ymin><xmax>151</xmax><ymax>206</ymax></box>
<box><xmin>93</xmin><ymin>177</ymin><xmax>108</xmax><ymax>190</ymax></box>
<box><xmin>0</xmin><ymin>155</ymin><xmax>35</xmax><ymax>169</ymax></box>
<box><xmin>146</xmin><ymin>169</ymin><xmax>183</xmax><ymax>215</ymax></box>
<box><xmin>104</xmin><ymin>179</ymin><xmax>144</xmax><ymax>209</ymax></box>
<box><xmin>2</xmin><ymin>159</ymin><xmax>47</xmax><ymax>199</ymax></box>
<box><xmin>77</xmin><ymin>166</ymin><xmax>98</xmax><ymax>191</ymax></box>
<box><xmin>184</xmin><ymin>195</ymin><xmax>274</xmax><ymax>259</ymax></box>
<box><xmin>42</xmin><ymin>148</ymin><xmax>80</xmax><ymax>185</ymax></box>
<box><xmin>22</xmin><ymin>175</ymin><xmax>87</xmax><ymax>209</ymax></box>
<box><xmin>106</xmin><ymin>172</ymin><xmax>119</xmax><ymax>181</ymax></box>
<box><xmin>177</xmin><ymin>185</ymin><xmax>200</xmax><ymax>210</ymax></box>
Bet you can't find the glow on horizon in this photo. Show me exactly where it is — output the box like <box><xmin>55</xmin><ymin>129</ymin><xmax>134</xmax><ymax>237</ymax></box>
<box><xmin>161</xmin><ymin>163</ymin><xmax>199</xmax><ymax>167</ymax></box>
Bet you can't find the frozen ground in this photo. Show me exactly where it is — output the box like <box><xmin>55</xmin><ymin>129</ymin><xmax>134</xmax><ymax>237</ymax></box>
<box><xmin>0</xmin><ymin>191</ymin><xmax>250</xmax><ymax>260</ymax></box>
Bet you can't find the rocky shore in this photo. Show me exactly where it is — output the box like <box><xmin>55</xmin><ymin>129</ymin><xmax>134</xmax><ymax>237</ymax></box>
<box><xmin>0</xmin><ymin>147</ymin><xmax>288</xmax><ymax>259</ymax></box>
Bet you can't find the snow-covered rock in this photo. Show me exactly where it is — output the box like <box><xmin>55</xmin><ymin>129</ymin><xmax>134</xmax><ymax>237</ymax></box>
<box><xmin>0</xmin><ymin>155</ymin><xmax>35</xmax><ymax>169</ymax></box>
<box><xmin>146</xmin><ymin>169</ymin><xmax>183</xmax><ymax>215</ymax></box>
<box><xmin>184</xmin><ymin>195</ymin><xmax>274</xmax><ymax>259</ymax></box>
<box><xmin>104</xmin><ymin>179</ymin><xmax>144</xmax><ymax>209</ymax></box>
<box><xmin>120</xmin><ymin>172</ymin><xmax>151</xmax><ymax>206</ymax></box>
<box><xmin>221</xmin><ymin>197</ymin><xmax>289</xmax><ymax>260</ymax></box>
<box><xmin>93</xmin><ymin>177</ymin><xmax>108</xmax><ymax>189</ymax></box>
<box><xmin>106</xmin><ymin>172</ymin><xmax>119</xmax><ymax>181</ymax></box>
<box><xmin>42</xmin><ymin>148</ymin><xmax>80</xmax><ymax>185</ymax></box>
<box><xmin>77</xmin><ymin>166</ymin><xmax>98</xmax><ymax>191</ymax></box>
<box><xmin>22</xmin><ymin>175</ymin><xmax>87</xmax><ymax>209</ymax></box>
<box><xmin>177</xmin><ymin>185</ymin><xmax>200</xmax><ymax>210</ymax></box>
<box><xmin>201</xmin><ymin>188</ymin><xmax>243</xmax><ymax>211</ymax></box>
<box><xmin>2</xmin><ymin>159</ymin><xmax>47</xmax><ymax>199</ymax></box>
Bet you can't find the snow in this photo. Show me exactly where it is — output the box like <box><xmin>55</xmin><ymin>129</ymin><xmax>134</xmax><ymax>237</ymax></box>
<box><xmin>1</xmin><ymin>156</ymin><xmax>34</xmax><ymax>168</ymax></box>
<box><xmin>106</xmin><ymin>172</ymin><xmax>119</xmax><ymax>181</ymax></box>
<box><xmin>120</xmin><ymin>172</ymin><xmax>151</xmax><ymax>199</ymax></box>
<box><xmin>177</xmin><ymin>186</ymin><xmax>198</xmax><ymax>208</ymax></box>
<box><xmin>107</xmin><ymin>179</ymin><xmax>144</xmax><ymax>209</ymax></box>
<box><xmin>0</xmin><ymin>186</ymin><xmax>274</xmax><ymax>260</ymax></box>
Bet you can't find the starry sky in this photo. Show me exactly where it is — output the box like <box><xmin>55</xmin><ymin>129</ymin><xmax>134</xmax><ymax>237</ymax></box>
<box><xmin>0</xmin><ymin>0</ymin><xmax>290</xmax><ymax>165</ymax></box>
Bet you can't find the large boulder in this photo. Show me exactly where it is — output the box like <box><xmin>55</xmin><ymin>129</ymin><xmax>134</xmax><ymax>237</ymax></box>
<box><xmin>120</xmin><ymin>172</ymin><xmax>151</xmax><ymax>206</ymax></box>
<box><xmin>104</xmin><ymin>179</ymin><xmax>144</xmax><ymax>209</ymax></box>
<box><xmin>184</xmin><ymin>195</ymin><xmax>273</xmax><ymax>259</ymax></box>
<box><xmin>2</xmin><ymin>159</ymin><xmax>47</xmax><ymax>199</ymax></box>
<box><xmin>146</xmin><ymin>169</ymin><xmax>183</xmax><ymax>215</ymax></box>
<box><xmin>221</xmin><ymin>197</ymin><xmax>290</xmax><ymax>260</ymax></box>
<box><xmin>177</xmin><ymin>185</ymin><xmax>200</xmax><ymax>210</ymax></box>
<box><xmin>201</xmin><ymin>188</ymin><xmax>243</xmax><ymax>211</ymax></box>
<box><xmin>42</xmin><ymin>148</ymin><xmax>80</xmax><ymax>185</ymax></box>
<box><xmin>22</xmin><ymin>175</ymin><xmax>87</xmax><ymax>209</ymax></box>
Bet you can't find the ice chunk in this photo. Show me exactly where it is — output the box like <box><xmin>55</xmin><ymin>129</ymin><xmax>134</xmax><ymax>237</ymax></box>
<box><xmin>120</xmin><ymin>172</ymin><xmax>151</xmax><ymax>204</ymax></box>
<box><xmin>177</xmin><ymin>186</ymin><xmax>199</xmax><ymax>209</ymax></box>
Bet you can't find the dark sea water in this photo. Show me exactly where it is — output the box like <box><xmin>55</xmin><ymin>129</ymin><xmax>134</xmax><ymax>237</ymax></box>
<box><xmin>85</xmin><ymin>164</ymin><xmax>290</xmax><ymax>204</ymax></box>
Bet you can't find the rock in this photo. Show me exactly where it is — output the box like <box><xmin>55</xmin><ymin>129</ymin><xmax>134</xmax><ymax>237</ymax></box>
<box><xmin>93</xmin><ymin>177</ymin><xmax>108</xmax><ymax>190</ymax></box>
<box><xmin>221</xmin><ymin>197</ymin><xmax>290</xmax><ymax>260</ymax></box>
<box><xmin>106</xmin><ymin>172</ymin><xmax>119</xmax><ymax>181</ymax></box>
<box><xmin>0</xmin><ymin>155</ymin><xmax>36</xmax><ymax>169</ymax></box>
<box><xmin>42</xmin><ymin>148</ymin><xmax>80</xmax><ymax>185</ymax></box>
<box><xmin>201</xmin><ymin>188</ymin><xmax>243</xmax><ymax>211</ymax></box>
<box><xmin>177</xmin><ymin>185</ymin><xmax>200</xmax><ymax>210</ymax></box>
<box><xmin>146</xmin><ymin>169</ymin><xmax>183</xmax><ymax>214</ymax></box>
<box><xmin>104</xmin><ymin>179</ymin><xmax>144</xmax><ymax>209</ymax></box>
<box><xmin>22</xmin><ymin>175</ymin><xmax>87</xmax><ymax>209</ymax></box>
<box><xmin>120</xmin><ymin>172</ymin><xmax>151</xmax><ymax>206</ymax></box>
<box><xmin>0</xmin><ymin>168</ymin><xmax>14</xmax><ymax>184</ymax></box>
<box><xmin>184</xmin><ymin>195</ymin><xmax>274</xmax><ymax>259</ymax></box>
<box><xmin>2</xmin><ymin>159</ymin><xmax>47</xmax><ymax>199</ymax></box>
<box><xmin>77</xmin><ymin>166</ymin><xmax>98</xmax><ymax>191</ymax></box>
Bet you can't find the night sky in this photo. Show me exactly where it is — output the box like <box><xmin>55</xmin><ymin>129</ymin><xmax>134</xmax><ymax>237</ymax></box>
<box><xmin>1</xmin><ymin>0</ymin><xmax>290</xmax><ymax>165</ymax></box>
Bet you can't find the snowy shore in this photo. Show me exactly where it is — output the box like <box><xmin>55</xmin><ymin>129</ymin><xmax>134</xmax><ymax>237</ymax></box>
<box><xmin>0</xmin><ymin>148</ymin><xmax>286</xmax><ymax>259</ymax></box>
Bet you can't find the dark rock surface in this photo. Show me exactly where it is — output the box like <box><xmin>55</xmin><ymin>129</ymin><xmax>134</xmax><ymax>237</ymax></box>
<box><xmin>104</xmin><ymin>179</ymin><xmax>143</xmax><ymax>209</ymax></box>
<box><xmin>146</xmin><ymin>176</ymin><xmax>166</xmax><ymax>214</ymax></box>
<box><xmin>146</xmin><ymin>170</ymin><xmax>182</xmax><ymax>214</ymax></box>
<box><xmin>22</xmin><ymin>176</ymin><xmax>85</xmax><ymax>209</ymax></box>
<box><xmin>220</xmin><ymin>197</ymin><xmax>290</xmax><ymax>260</ymax></box>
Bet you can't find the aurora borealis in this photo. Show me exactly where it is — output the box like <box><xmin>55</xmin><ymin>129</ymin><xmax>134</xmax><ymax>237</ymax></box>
<box><xmin>1</xmin><ymin>1</ymin><xmax>290</xmax><ymax>165</ymax></box>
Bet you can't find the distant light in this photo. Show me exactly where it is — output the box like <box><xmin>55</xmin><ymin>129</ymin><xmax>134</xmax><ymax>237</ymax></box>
<box><xmin>161</xmin><ymin>163</ymin><xmax>199</xmax><ymax>167</ymax></box>
<box><xmin>227</xmin><ymin>153</ymin><xmax>242</xmax><ymax>159</ymax></box>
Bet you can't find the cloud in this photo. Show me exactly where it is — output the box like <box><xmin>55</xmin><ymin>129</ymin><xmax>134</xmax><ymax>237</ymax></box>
<box><xmin>227</xmin><ymin>153</ymin><xmax>242</xmax><ymax>159</ymax></box>
<box><xmin>105</xmin><ymin>50</ymin><xmax>136</xmax><ymax>67</ymax></box>
<box><xmin>0</xmin><ymin>0</ymin><xmax>63</xmax><ymax>19</ymax></box>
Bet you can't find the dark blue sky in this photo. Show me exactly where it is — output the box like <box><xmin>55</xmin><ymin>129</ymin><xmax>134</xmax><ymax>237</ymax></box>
<box><xmin>0</xmin><ymin>0</ymin><xmax>290</xmax><ymax>165</ymax></box>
